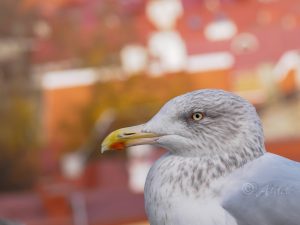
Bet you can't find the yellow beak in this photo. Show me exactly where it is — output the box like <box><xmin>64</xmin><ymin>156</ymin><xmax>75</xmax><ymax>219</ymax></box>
<box><xmin>101</xmin><ymin>124</ymin><xmax>160</xmax><ymax>153</ymax></box>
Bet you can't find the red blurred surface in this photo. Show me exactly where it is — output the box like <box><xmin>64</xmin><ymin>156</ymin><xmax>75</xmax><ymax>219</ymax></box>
<box><xmin>267</xmin><ymin>138</ymin><xmax>300</xmax><ymax>162</ymax></box>
<box><xmin>0</xmin><ymin>140</ymin><xmax>299</xmax><ymax>225</ymax></box>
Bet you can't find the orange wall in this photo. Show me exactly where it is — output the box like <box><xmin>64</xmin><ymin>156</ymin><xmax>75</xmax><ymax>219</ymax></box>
<box><xmin>266</xmin><ymin>138</ymin><xmax>300</xmax><ymax>162</ymax></box>
<box><xmin>43</xmin><ymin>85</ymin><xmax>94</xmax><ymax>148</ymax></box>
<box><xmin>278</xmin><ymin>69</ymin><xmax>297</xmax><ymax>95</ymax></box>
<box><xmin>189</xmin><ymin>69</ymin><xmax>233</xmax><ymax>90</ymax></box>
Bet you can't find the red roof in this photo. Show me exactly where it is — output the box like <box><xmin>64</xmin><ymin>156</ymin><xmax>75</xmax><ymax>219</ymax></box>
<box><xmin>178</xmin><ymin>0</ymin><xmax>300</xmax><ymax>69</ymax></box>
<box><xmin>31</xmin><ymin>0</ymin><xmax>300</xmax><ymax>69</ymax></box>
<box><xmin>30</xmin><ymin>0</ymin><xmax>152</xmax><ymax>64</ymax></box>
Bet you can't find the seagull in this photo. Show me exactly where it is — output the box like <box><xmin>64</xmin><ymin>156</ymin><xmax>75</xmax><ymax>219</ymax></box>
<box><xmin>101</xmin><ymin>89</ymin><xmax>300</xmax><ymax>225</ymax></box>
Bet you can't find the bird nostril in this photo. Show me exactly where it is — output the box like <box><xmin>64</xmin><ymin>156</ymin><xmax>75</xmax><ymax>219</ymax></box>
<box><xmin>123</xmin><ymin>132</ymin><xmax>135</xmax><ymax>136</ymax></box>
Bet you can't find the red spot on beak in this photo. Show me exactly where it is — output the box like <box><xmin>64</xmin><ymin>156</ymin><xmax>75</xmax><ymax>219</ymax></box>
<box><xmin>110</xmin><ymin>142</ymin><xmax>126</xmax><ymax>151</ymax></box>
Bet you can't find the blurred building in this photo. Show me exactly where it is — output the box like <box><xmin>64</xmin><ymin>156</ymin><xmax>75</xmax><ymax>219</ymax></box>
<box><xmin>1</xmin><ymin>0</ymin><xmax>300</xmax><ymax>225</ymax></box>
<box><xmin>118</xmin><ymin>0</ymin><xmax>300</xmax><ymax>101</ymax></box>
<box><xmin>33</xmin><ymin>0</ymin><xmax>300</xmax><ymax>203</ymax></box>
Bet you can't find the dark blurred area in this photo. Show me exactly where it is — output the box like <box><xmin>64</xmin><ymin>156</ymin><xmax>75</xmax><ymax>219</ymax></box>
<box><xmin>0</xmin><ymin>0</ymin><xmax>300</xmax><ymax>224</ymax></box>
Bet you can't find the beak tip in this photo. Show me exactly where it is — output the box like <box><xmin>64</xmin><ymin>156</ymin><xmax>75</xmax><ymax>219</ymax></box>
<box><xmin>101</xmin><ymin>145</ymin><xmax>109</xmax><ymax>154</ymax></box>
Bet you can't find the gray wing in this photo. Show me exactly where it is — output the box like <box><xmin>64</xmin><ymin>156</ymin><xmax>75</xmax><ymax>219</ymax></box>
<box><xmin>221</xmin><ymin>153</ymin><xmax>300</xmax><ymax>225</ymax></box>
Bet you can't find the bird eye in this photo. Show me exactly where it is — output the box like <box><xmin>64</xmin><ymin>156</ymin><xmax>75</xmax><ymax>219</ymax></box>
<box><xmin>192</xmin><ymin>112</ymin><xmax>204</xmax><ymax>121</ymax></box>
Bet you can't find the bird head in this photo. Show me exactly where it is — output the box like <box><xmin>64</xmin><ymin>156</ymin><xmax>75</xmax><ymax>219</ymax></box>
<box><xmin>101</xmin><ymin>89</ymin><xmax>265</xmax><ymax>158</ymax></box>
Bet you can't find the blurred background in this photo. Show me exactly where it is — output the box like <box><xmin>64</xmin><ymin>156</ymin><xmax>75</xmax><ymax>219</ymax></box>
<box><xmin>1</xmin><ymin>0</ymin><xmax>300</xmax><ymax>224</ymax></box>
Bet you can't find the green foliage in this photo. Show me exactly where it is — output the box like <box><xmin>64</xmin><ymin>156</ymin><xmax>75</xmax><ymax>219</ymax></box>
<box><xmin>66</xmin><ymin>73</ymin><xmax>195</xmax><ymax>159</ymax></box>
<box><xmin>0</xmin><ymin>90</ymin><xmax>40</xmax><ymax>191</ymax></box>
<box><xmin>88</xmin><ymin>73</ymin><xmax>195</xmax><ymax>133</ymax></box>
